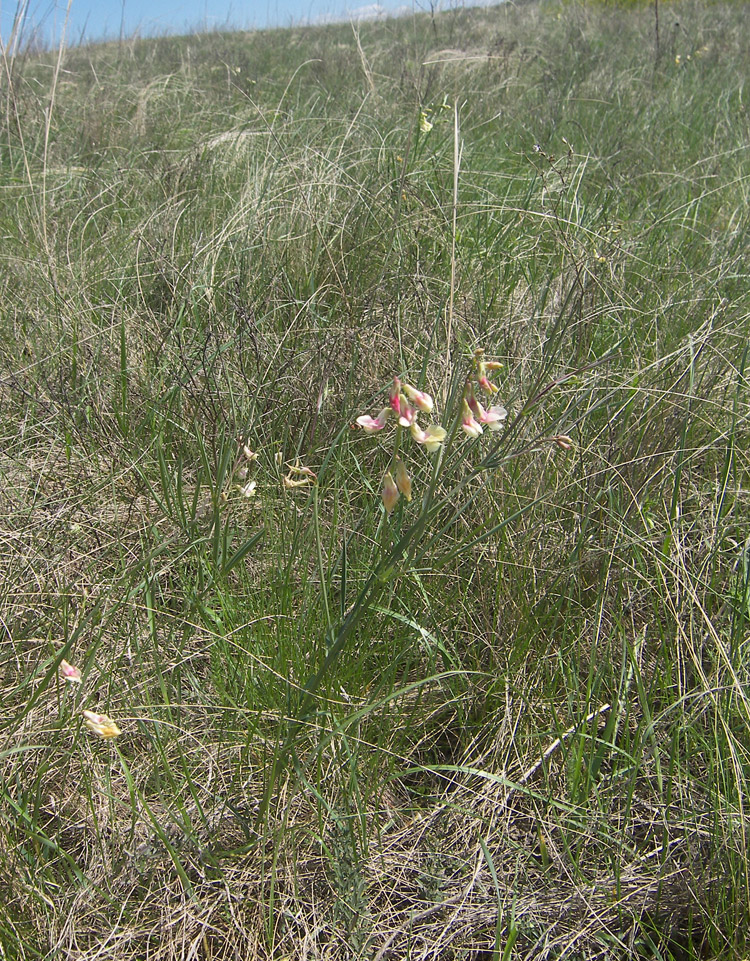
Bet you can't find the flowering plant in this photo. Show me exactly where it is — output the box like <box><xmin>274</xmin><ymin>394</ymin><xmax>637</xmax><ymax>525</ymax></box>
<box><xmin>355</xmin><ymin>352</ymin><xmax>511</xmax><ymax>513</ymax></box>
<box><xmin>355</xmin><ymin>377</ymin><xmax>446</xmax><ymax>513</ymax></box>
<box><xmin>460</xmin><ymin>349</ymin><xmax>508</xmax><ymax>438</ymax></box>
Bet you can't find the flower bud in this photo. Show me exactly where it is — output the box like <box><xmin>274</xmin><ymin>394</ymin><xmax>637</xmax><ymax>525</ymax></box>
<box><xmin>394</xmin><ymin>459</ymin><xmax>412</xmax><ymax>501</ymax></box>
<box><xmin>381</xmin><ymin>472</ymin><xmax>400</xmax><ymax>514</ymax></box>
<box><xmin>389</xmin><ymin>377</ymin><xmax>402</xmax><ymax>417</ymax></box>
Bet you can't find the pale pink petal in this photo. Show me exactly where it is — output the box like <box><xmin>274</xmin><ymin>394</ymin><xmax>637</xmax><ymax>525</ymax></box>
<box><xmin>60</xmin><ymin>660</ymin><xmax>82</xmax><ymax>684</ymax></box>
<box><xmin>356</xmin><ymin>408</ymin><xmax>390</xmax><ymax>433</ymax></box>
<box><xmin>461</xmin><ymin>401</ymin><xmax>483</xmax><ymax>438</ymax></box>
<box><xmin>398</xmin><ymin>398</ymin><xmax>418</xmax><ymax>428</ymax></box>
<box><xmin>482</xmin><ymin>405</ymin><xmax>508</xmax><ymax>431</ymax></box>
<box><xmin>402</xmin><ymin>383</ymin><xmax>434</xmax><ymax>414</ymax></box>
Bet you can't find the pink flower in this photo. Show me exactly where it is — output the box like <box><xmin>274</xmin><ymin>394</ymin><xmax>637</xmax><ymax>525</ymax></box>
<box><xmin>82</xmin><ymin>711</ymin><xmax>121</xmax><ymax>739</ymax></box>
<box><xmin>381</xmin><ymin>471</ymin><xmax>400</xmax><ymax>514</ymax></box>
<box><xmin>59</xmin><ymin>660</ymin><xmax>82</xmax><ymax>684</ymax></box>
<box><xmin>482</xmin><ymin>405</ymin><xmax>508</xmax><ymax>430</ymax></box>
<box><xmin>356</xmin><ymin>408</ymin><xmax>390</xmax><ymax>433</ymax></box>
<box><xmin>410</xmin><ymin>423</ymin><xmax>447</xmax><ymax>452</ymax></box>
<box><xmin>397</xmin><ymin>398</ymin><xmax>418</xmax><ymax>428</ymax></box>
<box><xmin>394</xmin><ymin>459</ymin><xmax>412</xmax><ymax>501</ymax></box>
<box><xmin>401</xmin><ymin>383</ymin><xmax>434</xmax><ymax>414</ymax></box>
<box><xmin>461</xmin><ymin>400</ymin><xmax>483</xmax><ymax>438</ymax></box>
<box><xmin>466</xmin><ymin>391</ymin><xmax>507</xmax><ymax>431</ymax></box>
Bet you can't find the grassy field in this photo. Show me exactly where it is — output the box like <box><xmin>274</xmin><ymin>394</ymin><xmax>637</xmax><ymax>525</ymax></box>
<box><xmin>1</xmin><ymin>0</ymin><xmax>749</xmax><ymax>957</ymax></box>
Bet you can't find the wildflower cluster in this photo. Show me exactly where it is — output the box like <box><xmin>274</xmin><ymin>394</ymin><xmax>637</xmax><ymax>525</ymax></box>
<box><xmin>356</xmin><ymin>355</ymin><xmax>511</xmax><ymax>512</ymax></box>
<box><xmin>227</xmin><ymin>443</ymin><xmax>317</xmax><ymax>502</ymax></box>
<box><xmin>356</xmin><ymin>377</ymin><xmax>446</xmax><ymax>514</ymax></box>
<box><xmin>419</xmin><ymin>96</ymin><xmax>452</xmax><ymax>133</ymax></box>
<box><xmin>220</xmin><ymin>442</ymin><xmax>260</xmax><ymax>503</ymax></box>
<box><xmin>460</xmin><ymin>350</ymin><xmax>508</xmax><ymax>438</ymax></box>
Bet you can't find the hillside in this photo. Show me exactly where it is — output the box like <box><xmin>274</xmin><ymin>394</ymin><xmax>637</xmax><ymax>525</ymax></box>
<box><xmin>1</xmin><ymin>1</ymin><xmax>749</xmax><ymax>957</ymax></box>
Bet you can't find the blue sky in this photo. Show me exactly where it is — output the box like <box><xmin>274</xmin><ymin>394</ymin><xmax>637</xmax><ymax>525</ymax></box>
<box><xmin>1</xmin><ymin>0</ymin><xmax>436</xmax><ymax>46</ymax></box>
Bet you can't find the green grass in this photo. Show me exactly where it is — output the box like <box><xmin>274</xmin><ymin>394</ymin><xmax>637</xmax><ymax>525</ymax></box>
<box><xmin>1</xmin><ymin>0</ymin><xmax>749</xmax><ymax>957</ymax></box>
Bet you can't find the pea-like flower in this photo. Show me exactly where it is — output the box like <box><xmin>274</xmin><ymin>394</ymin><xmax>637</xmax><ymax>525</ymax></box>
<box><xmin>397</xmin><ymin>399</ymin><xmax>418</xmax><ymax>428</ymax></box>
<box><xmin>401</xmin><ymin>383</ymin><xmax>434</xmax><ymax>414</ymax></box>
<box><xmin>59</xmin><ymin>660</ymin><xmax>82</xmax><ymax>684</ymax></box>
<box><xmin>356</xmin><ymin>408</ymin><xmax>390</xmax><ymax>433</ymax></box>
<box><xmin>461</xmin><ymin>400</ymin><xmax>483</xmax><ymax>438</ymax></box>
<box><xmin>410</xmin><ymin>423</ymin><xmax>447</xmax><ymax>452</ymax></box>
<box><xmin>466</xmin><ymin>391</ymin><xmax>507</xmax><ymax>431</ymax></box>
<box><xmin>483</xmin><ymin>405</ymin><xmax>508</xmax><ymax>430</ymax></box>
<box><xmin>82</xmin><ymin>710</ymin><xmax>121</xmax><ymax>739</ymax></box>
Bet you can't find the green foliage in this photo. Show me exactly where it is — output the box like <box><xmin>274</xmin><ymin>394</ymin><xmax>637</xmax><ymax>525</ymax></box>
<box><xmin>1</xmin><ymin>0</ymin><xmax>749</xmax><ymax>957</ymax></box>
